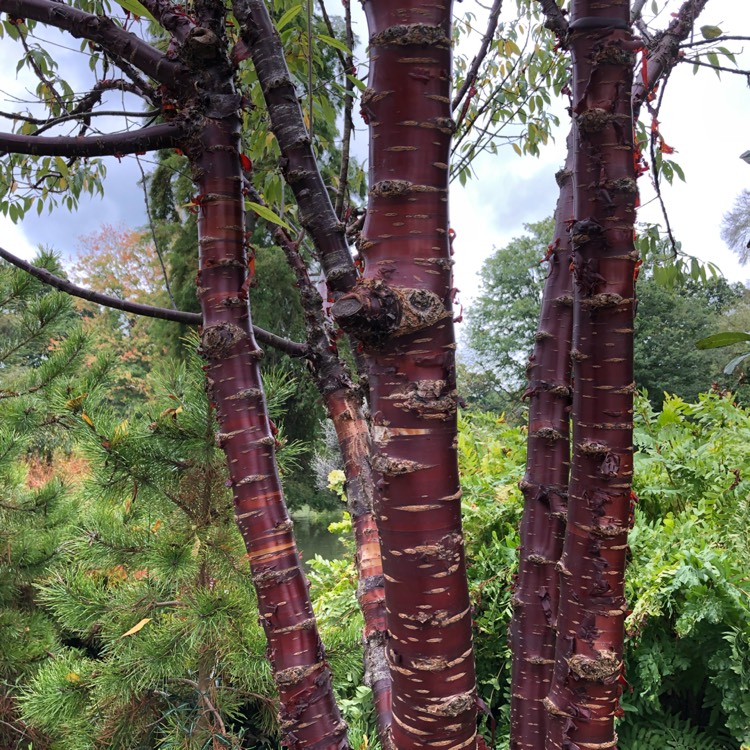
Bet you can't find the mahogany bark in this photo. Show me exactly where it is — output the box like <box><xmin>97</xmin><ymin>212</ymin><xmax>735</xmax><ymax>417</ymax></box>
<box><xmin>510</xmin><ymin>1</ymin><xmax>713</xmax><ymax>745</ymax></box>
<box><xmin>179</xmin><ymin>22</ymin><xmax>347</xmax><ymax>750</ymax></box>
<box><xmin>543</xmin><ymin>2</ymin><xmax>638</xmax><ymax>747</ymax></box>
<box><xmin>509</xmin><ymin>141</ymin><xmax>574</xmax><ymax>750</ymax></box>
<box><xmin>255</xmin><ymin>208</ymin><xmax>393</xmax><ymax>747</ymax></box>
<box><xmin>332</xmin><ymin>0</ymin><xmax>478</xmax><ymax>746</ymax></box>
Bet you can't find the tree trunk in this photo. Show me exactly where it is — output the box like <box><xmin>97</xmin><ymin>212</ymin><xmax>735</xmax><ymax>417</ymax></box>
<box><xmin>510</xmin><ymin>138</ymin><xmax>574</xmax><ymax>750</ymax></box>
<box><xmin>186</xmin><ymin>46</ymin><xmax>347</xmax><ymax>749</ymax></box>
<box><xmin>260</xmin><ymin>214</ymin><xmax>393</xmax><ymax>746</ymax></box>
<box><xmin>332</xmin><ymin>0</ymin><xmax>478</xmax><ymax>746</ymax></box>
<box><xmin>543</xmin><ymin>2</ymin><xmax>638</xmax><ymax>747</ymax></box>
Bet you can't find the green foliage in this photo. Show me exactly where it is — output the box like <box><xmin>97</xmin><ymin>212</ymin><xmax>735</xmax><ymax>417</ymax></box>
<box><xmin>0</xmin><ymin>251</ymin><xmax>95</xmax><ymax>748</ymax></box>
<box><xmin>625</xmin><ymin>393</ymin><xmax>750</xmax><ymax>744</ymax></box>
<box><xmin>457</xmin><ymin>411</ymin><xmax>526</xmax><ymax>745</ymax></box>
<box><xmin>451</xmin><ymin>3</ymin><xmax>567</xmax><ymax>183</ymax></box>
<box><xmin>618</xmin><ymin>709</ymin><xmax>731</xmax><ymax>750</ymax></box>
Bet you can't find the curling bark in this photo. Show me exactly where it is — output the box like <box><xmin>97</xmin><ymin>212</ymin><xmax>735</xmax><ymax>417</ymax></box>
<box><xmin>543</xmin><ymin>2</ymin><xmax>638</xmax><ymax>747</ymax></box>
<box><xmin>332</xmin><ymin>0</ymin><xmax>478</xmax><ymax>747</ymax></box>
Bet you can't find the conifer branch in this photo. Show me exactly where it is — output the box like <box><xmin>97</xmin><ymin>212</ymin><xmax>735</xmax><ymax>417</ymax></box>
<box><xmin>0</xmin><ymin>247</ymin><xmax>309</xmax><ymax>358</ymax></box>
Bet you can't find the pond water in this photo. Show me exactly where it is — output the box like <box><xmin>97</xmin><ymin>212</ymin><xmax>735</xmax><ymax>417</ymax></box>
<box><xmin>293</xmin><ymin>512</ymin><xmax>347</xmax><ymax>569</ymax></box>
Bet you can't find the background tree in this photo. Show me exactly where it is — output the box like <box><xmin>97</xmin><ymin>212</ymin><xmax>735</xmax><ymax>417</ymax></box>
<box><xmin>464</xmin><ymin>217</ymin><xmax>552</xmax><ymax>400</ymax></box>
<box><xmin>463</xmin><ymin>220</ymin><xmax>747</xmax><ymax>409</ymax></box>
<box><xmin>721</xmin><ymin>188</ymin><xmax>750</xmax><ymax>262</ymax></box>
<box><xmin>634</xmin><ymin>274</ymin><xmax>743</xmax><ymax>404</ymax></box>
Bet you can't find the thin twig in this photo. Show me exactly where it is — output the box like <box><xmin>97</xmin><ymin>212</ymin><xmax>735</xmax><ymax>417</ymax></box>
<box><xmin>0</xmin><ymin>108</ymin><xmax>160</xmax><ymax>127</ymax></box>
<box><xmin>681</xmin><ymin>57</ymin><xmax>750</xmax><ymax>77</ymax></box>
<box><xmin>324</xmin><ymin>0</ymin><xmax>354</xmax><ymax>218</ymax></box>
<box><xmin>135</xmin><ymin>155</ymin><xmax>176</xmax><ymax>308</ymax></box>
<box><xmin>19</xmin><ymin>31</ymin><xmax>67</xmax><ymax>114</ymax></box>
<box><xmin>307</xmin><ymin>0</ymin><xmax>314</xmax><ymax>138</ymax></box>
<box><xmin>452</xmin><ymin>0</ymin><xmax>503</xmax><ymax>111</ymax></box>
<box><xmin>680</xmin><ymin>35</ymin><xmax>750</xmax><ymax>48</ymax></box>
<box><xmin>647</xmin><ymin>82</ymin><xmax>679</xmax><ymax>256</ymax></box>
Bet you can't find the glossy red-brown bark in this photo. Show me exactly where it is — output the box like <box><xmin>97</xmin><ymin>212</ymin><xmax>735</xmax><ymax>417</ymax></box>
<box><xmin>333</xmin><ymin>0</ymin><xmax>478</xmax><ymax>746</ymax></box>
<box><xmin>186</xmin><ymin>44</ymin><xmax>347</xmax><ymax>744</ymax></box>
<box><xmin>257</xmin><ymin>211</ymin><xmax>393</xmax><ymax>747</ymax></box>
<box><xmin>510</xmin><ymin>142</ymin><xmax>574</xmax><ymax>750</ymax></box>
<box><xmin>543</xmin><ymin>2</ymin><xmax>638</xmax><ymax>747</ymax></box>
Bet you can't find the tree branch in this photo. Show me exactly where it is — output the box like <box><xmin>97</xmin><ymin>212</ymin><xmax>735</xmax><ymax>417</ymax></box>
<box><xmin>138</xmin><ymin>0</ymin><xmax>196</xmax><ymax>42</ymax></box>
<box><xmin>0</xmin><ymin>122</ymin><xmax>184</xmax><ymax>157</ymax></box>
<box><xmin>452</xmin><ymin>0</ymin><xmax>503</xmax><ymax>111</ymax></box>
<box><xmin>537</xmin><ymin>0</ymin><xmax>568</xmax><ymax>39</ymax></box>
<box><xmin>0</xmin><ymin>0</ymin><xmax>185</xmax><ymax>87</ymax></box>
<box><xmin>232</xmin><ymin>0</ymin><xmax>357</xmax><ymax>295</ymax></box>
<box><xmin>0</xmin><ymin>247</ymin><xmax>309</xmax><ymax>358</ymax></box>
<box><xmin>632</xmin><ymin>0</ymin><xmax>710</xmax><ymax>117</ymax></box>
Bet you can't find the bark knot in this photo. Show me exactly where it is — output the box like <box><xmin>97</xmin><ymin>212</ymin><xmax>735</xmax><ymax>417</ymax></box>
<box><xmin>200</xmin><ymin>322</ymin><xmax>246</xmax><ymax>359</ymax></box>
<box><xmin>370</xmin><ymin>24</ymin><xmax>450</xmax><ymax>48</ymax></box>
<box><xmin>567</xmin><ymin>650</ymin><xmax>621</xmax><ymax>682</ymax></box>
<box><xmin>389</xmin><ymin>379</ymin><xmax>457</xmax><ymax>421</ymax></box>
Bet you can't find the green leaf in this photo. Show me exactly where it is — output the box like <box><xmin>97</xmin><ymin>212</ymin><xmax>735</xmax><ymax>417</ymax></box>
<box><xmin>116</xmin><ymin>0</ymin><xmax>155</xmax><ymax>20</ymax></box>
<box><xmin>55</xmin><ymin>156</ymin><xmax>69</xmax><ymax>179</ymax></box>
<box><xmin>346</xmin><ymin>74</ymin><xmax>366</xmax><ymax>93</ymax></box>
<box><xmin>276</xmin><ymin>4</ymin><xmax>302</xmax><ymax>31</ymax></box>
<box><xmin>695</xmin><ymin>331</ymin><xmax>750</xmax><ymax>350</ymax></box>
<box><xmin>317</xmin><ymin>34</ymin><xmax>350</xmax><ymax>55</ymax></box>
<box><xmin>700</xmin><ymin>25</ymin><xmax>723</xmax><ymax>40</ymax></box>
<box><xmin>724</xmin><ymin>353</ymin><xmax>750</xmax><ymax>376</ymax></box>
<box><xmin>246</xmin><ymin>201</ymin><xmax>292</xmax><ymax>231</ymax></box>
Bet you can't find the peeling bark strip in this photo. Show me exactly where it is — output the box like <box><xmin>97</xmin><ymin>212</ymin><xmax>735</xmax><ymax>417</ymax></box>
<box><xmin>544</xmin><ymin>2</ymin><xmax>638</xmax><ymax>748</ymax></box>
<box><xmin>185</xmin><ymin>41</ymin><xmax>347</xmax><ymax>750</ymax></box>
<box><xmin>334</xmin><ymin>0</ymin><xmax>478</xmax><ymax>746</ymax></box>
<box><xmin>509</xmin><ymin>140</ymin><xmax>574</xmax><ymax>750</ymax></box>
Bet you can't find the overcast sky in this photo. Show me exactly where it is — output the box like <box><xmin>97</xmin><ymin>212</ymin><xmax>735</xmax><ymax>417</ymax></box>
<box><xmin>1</xmin><ymin>0</ymin><xmax>748</xmax><ymax>309</ymax></box>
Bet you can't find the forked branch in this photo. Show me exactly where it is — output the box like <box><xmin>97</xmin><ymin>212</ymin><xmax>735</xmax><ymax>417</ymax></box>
<box><xmin>0</xmin><ymin>0</ymin><xmax>185</xmax><ymax>87</ymax></box>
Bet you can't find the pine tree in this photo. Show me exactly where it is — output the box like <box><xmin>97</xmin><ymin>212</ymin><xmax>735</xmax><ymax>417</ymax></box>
<box><xmin>0</xmin><ymin>252</ymin><xmax>98</xmax><ymax>748</ymax></box>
